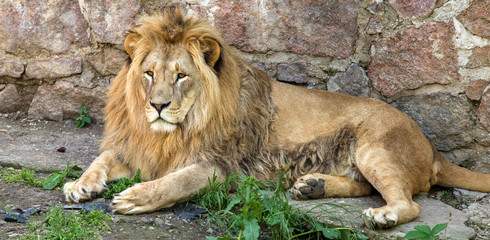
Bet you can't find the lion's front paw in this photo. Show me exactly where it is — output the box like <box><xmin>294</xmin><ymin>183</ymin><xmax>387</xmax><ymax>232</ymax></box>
<box><xmin>63</xmin><ymin>175</ymin><xmax>107</xmax><ymax>203</ymax></box>
<box><xmin>111</xmin><ymin>182</ymin><xmax>162</xmax><ymax>214</ymax></box>
<box><xmin>291</xmin><ymin>175</ymin><xmax>325</xmax><ymax>200</ymax></box>
<box><xmin>362</xmin><ymin>207</ymin><xmax>398</xmax><ymax>229</ymax></box>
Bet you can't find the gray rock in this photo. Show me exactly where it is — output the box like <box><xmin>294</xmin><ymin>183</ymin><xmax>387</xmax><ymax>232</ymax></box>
<box><xmin>26</xmin><ymin>58</ymin><xmax>82</xmax><ymax>79</ymax></box>
<box><xmin>0</xmin><ymin>59</ymin><xmax>24</xmax><ymax>78</ymax></box>
<box><xmin>28</xmin><ymin>81</ymin><xmax>107</xmax><ymax>122</ymax></box>
<box><xmin>392</xmin><ymin>93</ymin><xmax>476</xmax><ymax>151</ymax></box>
<box><xmin>0</xmin><ymin>84</ymin><xmax>23</xmax><ymax>112</ymax></box>
<box><xmin>327</xmin><ymin>64</ymin><xmax>371</xmax><ymax>97</ymax></box>
<box><xmin>277</xmin><ymin>61</ymin><xmax>307</xmax><ymax>84</ymax></box>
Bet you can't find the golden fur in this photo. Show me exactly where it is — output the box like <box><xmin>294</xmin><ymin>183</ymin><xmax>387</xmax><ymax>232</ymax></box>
<box><xmin>64</xmin><ymin>8</ymin><xmax>490</xmax><ymax>228</ymax></box>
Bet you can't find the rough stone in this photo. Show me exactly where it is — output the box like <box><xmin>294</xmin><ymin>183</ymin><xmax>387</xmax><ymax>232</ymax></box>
<box><xmin>193</xmin><ymin>0</ymin><xmax>360</xmax><ymax>58</ymax></box>
<box><xmin>86</xmin><ymin>48</ymin><xmax>128</xmax><ymax>75</ymax></box>
<box><xmin>365</xmin><ymin>17</ymin><xmax>384</xmax><ymax>35</ymax></box>
<box><xmin>0</xmin><ymin>59</ymin><xmax>24</xmax><ymax>78</ymax></box>
<box><xmin>0</xmin><ymin>0</ymin><xmax>89</xmax><ymax>54</ymax></box>
<box><xmin>392</xmin><ymin>93</ymin><xmax>476</xmax><ymax>152</ymax></box>
<box><xmin>388</xmin><ymin>0</ymin><xmax>436</xmax><ymax>20</ymax></box>
<box><xmin>276</xmin><ymin>61</ymin><xmax>307</xmax><ymax>84</ymax></box>
<box><xmin>26</xmin><ymin>58</ymin><xmax>82</xmax><ymax>79</ymax></box>
<box><xmin>368</xmin><ymin>21</ymin><xmax>458</xmax><ymax>98</ymax></box>
<box><xmin>367</xmin><ymin>2</ymin><xmax>385</xmax><ymax>15</ymax></box>
<box><xmin>327</xmin><ymin>64</ymin><xmax>371</xmax><ymax>97</ymax></box>
<box><xmin>477</xmin><ymin>88</ymin><xmax>490</xmax><ymax>131</ymax></box>
<box><xmin>28</xmin><ymin>81</ymin><xmax>107</xmax><ymax>122</ymax></box>
<box><xmin>466</xmin><ymin>46</ymin><xmax>490</xmax><ymax>69</ymax></box>
<box><xmin>81</xmin><ymin>0</ymin><xmax>141</xmax><ymax>44</ymax></box>
<box><xmin>292</xmin><ymin>194</ymin><xmax>476</xmax><ymax>240</ymax></box>
<box><xmin>465</xmin><ymin>79</ymin><xmax>489</xmax><ymax>101</ymax></box>
<box><xmin>0</xmin><ymin>84</ymin><xmax>22</xmax><ymax>112</ymax></box>
<box><xmin>457</xmin><ymin>0</ymin><xmax>490</xmax><ymax>39</ymax></box>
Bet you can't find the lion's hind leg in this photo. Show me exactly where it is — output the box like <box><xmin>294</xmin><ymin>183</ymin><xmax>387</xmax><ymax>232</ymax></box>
<box><xmin>291</xmin><ymin>173</ymin><xmax>371</xmax><ymax>200</ymax></box>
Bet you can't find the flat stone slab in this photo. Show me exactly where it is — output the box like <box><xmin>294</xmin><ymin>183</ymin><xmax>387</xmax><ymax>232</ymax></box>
<box><xmin>291</xmin><ymin>194</ymin><xmax>476</xmax><ymax>240</ymax></box>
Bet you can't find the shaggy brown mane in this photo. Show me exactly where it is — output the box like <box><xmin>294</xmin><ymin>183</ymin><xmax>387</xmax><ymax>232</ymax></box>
<box><xmin>100</xmin><ymin>8</ymin><xmax>276</xmax><ymax>180</ymax></box>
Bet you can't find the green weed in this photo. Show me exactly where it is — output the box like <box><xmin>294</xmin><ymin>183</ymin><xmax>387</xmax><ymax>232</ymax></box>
<box><xmin>404</xmin><ymin>223</ymin><xmax>449</xmax><ymax>240</ymax></box>
<box><xmin>76</xmin><ymin>104</ymin><xmax>92</xmax><ymax>128</ymax></box>
<box><xmin>0</xmin><ymin>162</ymin><xmax>82</xmax><ymax>190</ymax></box>
<box><xmin>194</xmin><ymin>171</ymin><xmax>368</xmax><ymax>240</ymax></box>
<box><xmin>0</xmin><ymin>167</ymin><xmax>44</xmax><ymax>187</ymax></box>
<box><xmin>21</xmin><ymin>205</ymin><xmax>111</xmax><ymax>240</ymax></box>
<box><xmin>43</xmin><ymin>162</ymin><xmax>82</xmax><ymax>190</ymax></box>
<box><xmin>101</xmin><ymin>169</ymin><xmax>143</xmax><ymax>199</ymax></box>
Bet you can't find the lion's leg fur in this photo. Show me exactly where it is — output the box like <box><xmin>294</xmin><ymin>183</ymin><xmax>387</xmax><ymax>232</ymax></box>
<box><xmin>111</xmin><ymin>163</ymin><xmax>224</xmax><ymax>214</ymax></box>
<box><xmin>64</xmin><ymin>150</ymin><xmax>131</xmax><ymax>203</ymax></box>
<box><xmin>355</xmin><ymin>146</ymin><xmax>425</xmax><ymax>228</ymax></box>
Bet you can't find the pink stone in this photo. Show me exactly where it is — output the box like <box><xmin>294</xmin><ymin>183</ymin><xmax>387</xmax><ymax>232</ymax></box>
<box><xmin>466</xmin><ymin>80</ymin><xmax>489</xmax><ymax>101</ymax></box>
<box><xmin>388</xmin><ymin>0</ymin><xmax>436</xmax><ymax>20</ymax></box>
<box><xmin>193</xmin><ymin>0</ymin><xmax>360</xmax><ymax>58</ymax></box>
<box><xmin>368</xmin><ymin>21</ymin><xmax>458</xmax><ymax>98</ymax></box>
<box><xmin>26</xmin><ymin>58</ymin><xmax>82</xmax><ymax>79</ymax></box>
<box><xmin>81</xmin><ymin>0</ymin><xmax>141</xmax><ymax>44</ymax></box>
<box><xmin>0</xmin><ymin>0</ymin><xmax>89</xmax><ymax>54</ymax></box>
<box><xmin>457</xmin><ymin>0</ymin><xmax>490</xmax><ymax>39</ymax></box>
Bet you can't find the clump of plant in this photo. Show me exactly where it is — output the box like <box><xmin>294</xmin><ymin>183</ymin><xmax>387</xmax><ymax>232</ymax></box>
<box><xmin>21</xmin><ymin>205</ymin><xmax>111</xmax><ymax>240</ymax></box>
<box><xmin>0</xmin><ymin>167</ymin><xmax>44</xmax><ymax>187</ymax></box>
<box><xmin>193</xmin><ymin>171</ymin><xmax>368</xmax><ymax>240</ymax></box>
<box><xmin>76</xmin><ymin>104</ymin><xmax>92</xmax><ymax>128</ymax></box>
<box><xmin>404</xmin><ymin>223</ymin><xmax>449</xmax><ymax>240</ymax></box>
<box><xmin>43</xmin><ymin>162</ymin><xmax>82</xmax><ymax>190</ymax></box>
<box><xmin>101</xmin><ymin>169</ymin><xmax>143</xmax><ymax>199</ymax></box>
<box><xmin>0</xmin><ymin>162</ymin><xmax>82</xmax><ymax>190</ymax></box>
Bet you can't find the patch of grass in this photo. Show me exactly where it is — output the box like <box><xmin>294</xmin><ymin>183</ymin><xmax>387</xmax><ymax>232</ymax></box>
<box><xmin>404</xmin><ymin>222</ymin><xmax>449</xmax><ymax>240</ymax></box>
<box><xmin>76</xmin><ymin>104</ymin><xmax>92</xmax><ymax>128</ymax></box>
<box><xmin>193</xmin><ymin>171</ymin><xmax>368</xmax><ymax>240</ymax></box>
<box><xmin>0</xmin><ymin>167</ymin><xmax>44</xmax><ymax>187</ymax></box>
<box><xmin>0</xmin><ymin>162</ymin><xmax>82</xmax><ymax>190</ymax></box>
<box><xmin>101</xmin><ymin>169</ymin><xmax>143</xmax><ymax>199</ymax></box>
<box><xmin>21</xmin><ymin>205</ymin><xmax>111</xmax><ymax>240</ymax></box>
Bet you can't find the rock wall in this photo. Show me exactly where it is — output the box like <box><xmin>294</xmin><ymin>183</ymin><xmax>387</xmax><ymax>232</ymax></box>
<box><xmin>0</xmin><ymin>0</ymin><xmax>488</xmax><ymax>172</ymax></box>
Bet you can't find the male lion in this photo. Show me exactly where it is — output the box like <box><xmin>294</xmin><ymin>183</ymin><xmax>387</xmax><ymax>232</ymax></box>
<box><xmin>64</xmin><ymin>9</ymin><xmax>490</xmax><ymax>228</ymax></box>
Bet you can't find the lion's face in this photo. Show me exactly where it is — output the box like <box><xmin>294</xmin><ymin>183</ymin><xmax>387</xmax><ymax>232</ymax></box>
<box><xmin>140</xmin><ymin>47</ymin><xmax>202</xmax><ymax>132</ymax></box>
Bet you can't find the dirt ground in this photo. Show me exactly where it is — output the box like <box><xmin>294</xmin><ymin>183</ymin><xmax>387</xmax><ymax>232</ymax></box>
<box><xmin>0</xmin><ymin>180</ymin><xmax>219</xmax><ymax>239</ymax></box>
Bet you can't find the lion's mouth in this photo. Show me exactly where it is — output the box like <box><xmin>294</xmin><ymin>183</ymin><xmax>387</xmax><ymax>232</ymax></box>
<box><xmin>150</xmin><ymin>118</ymin><xmax>178</xmax><ymax>132</ymax></box>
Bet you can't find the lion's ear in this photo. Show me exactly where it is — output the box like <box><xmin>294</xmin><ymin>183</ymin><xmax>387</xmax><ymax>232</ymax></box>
<box><xmin>124</xmin><ymin>33</ymin><xmax>141</xmax><ymax>59</ymax></box>
<box><xmin>201</xmin><ymin>38</ymin><xmax>221</xmax><ymax>68</ymax></box>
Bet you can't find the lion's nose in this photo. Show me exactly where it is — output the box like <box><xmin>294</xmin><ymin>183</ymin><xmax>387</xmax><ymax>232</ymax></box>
<box><xmin>150</xmin><ymin>101</ymin><xmax>171</xmax><ymax>113</ymax></box>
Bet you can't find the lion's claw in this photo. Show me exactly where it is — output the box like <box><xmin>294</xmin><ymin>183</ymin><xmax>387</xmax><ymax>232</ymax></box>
<box><xmin>362</xmin><ymin>207</ymin><xmax>398</xmax><ymax>229</ymax></box>
<box><xmin>63</xmin><ymin>175</ymin><xmax>106</xmax><ymax>203</ymax></box>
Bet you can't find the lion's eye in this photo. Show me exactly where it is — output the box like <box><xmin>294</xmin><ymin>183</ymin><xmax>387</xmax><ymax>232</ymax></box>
<box><xmin>145</xmin><ymin>71</ymin><xmax>154</xmax><ymax>77</ymax></box>
<box><xmin>177</xmin><ymin>73</ymin><xmax>187</xmax><ymax>80</ymax></box>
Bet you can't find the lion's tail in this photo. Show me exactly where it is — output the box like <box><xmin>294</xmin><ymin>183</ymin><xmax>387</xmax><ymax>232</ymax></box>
<box><xmin>435</xmin><ymin>149</ymin><xmax>490</xmax><ymax>192</ymax></box>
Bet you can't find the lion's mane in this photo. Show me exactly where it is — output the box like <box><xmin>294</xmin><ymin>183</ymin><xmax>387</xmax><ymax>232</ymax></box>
<box><xmin>99</xmin><ymin>9</ymin><xmax>277</xmax><ymax>180</ymax></box>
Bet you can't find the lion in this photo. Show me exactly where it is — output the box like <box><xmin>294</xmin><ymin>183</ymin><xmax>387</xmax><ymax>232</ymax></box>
<box><xmin>64</xmin><ymin>8</ymin><xmax>490</xmax><ymax>228</ymax></box>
